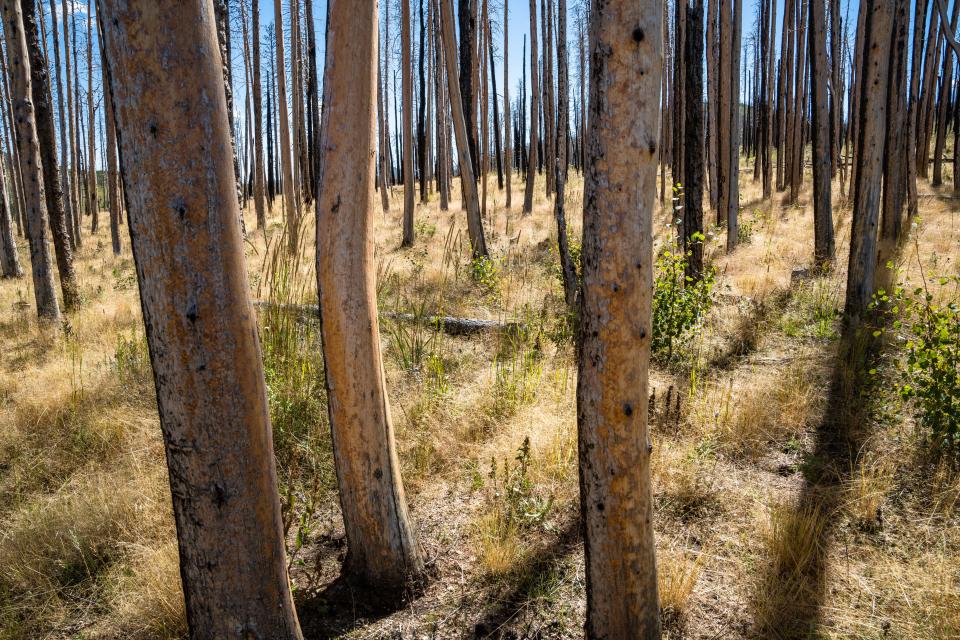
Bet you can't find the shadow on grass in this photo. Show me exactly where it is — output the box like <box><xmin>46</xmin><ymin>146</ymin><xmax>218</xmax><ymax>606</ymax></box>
<box><xmin>751</xmin><ymin>329</ymin><xmax>875</xmax><ymax>639</ymax></box>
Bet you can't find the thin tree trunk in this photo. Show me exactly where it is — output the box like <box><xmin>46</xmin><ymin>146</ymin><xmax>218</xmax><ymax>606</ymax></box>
<box><xmin>439</xmin><ymin>0</ymin><xmax>487</xmax><ymax>256</ymax></box>
<box><xmin>846</xmin><ymin>0</ymin><xmax>894</xmax><ymax>326</ymax></box>
<box><xmin>707</xmin><ymin>0</ymin><xmax>720</xmax><ymax>209</ymax></box>
<box><xmin>402</xmin><ymin>0</ymin><xmax>415</xmax><ymax>246</ymax></box>
<box><xmin>0</xmin><ymin>0</ymin><xmax>60</xmax><ymax>321</ymax></box>
<box><xmin>275</xmin><ymin>0</ymin><xmax>299</xmax><ymax>253</ymax></box>
<box><xmin>86</xmin><ymin>0</ymin><xmax>96</xmax><ymax>233</ymax></box>
<box><xmin>522</xmin><ymin>0</ymin><xmax>539</xmax><ymax>213</ymax></box>
<box><xmin>685</xmin><ymin>0</ymin><xmax>705</xmax><ymax>281</ymax></box>
<box><xmin>0</xmin><ymin>143</ymin><xmax>20</xmax><ymax>277</ymax></box>
<box><xmin>906</xmin><ymin>0</ymin><xmax>928</xmax><ymax>218</ymax></box>
<box><xmin>579</xmin><ymin>0</ymin><xmax>661</xmax><ymax>635</ymax></box>
<box><xmin>503</xmin><ymin>0</ymin><xmax>512</xmax><ymax>208</ymax></box>
<box><xmin>23</xmin><ymin>0</ymin><xmax>79</xmax><ymax>308</ymax></box>
<box><xmin>95</xmin><ymin>9</ymin><xmax>121</xmax><ymax>256</ymax></box>
<box><xmin>789</xmin><ymin>0</ymin><xmax>808</xmax><ymax>204</ymax></box>
<box><xmin>932</xmin><ymin>1</ymin><xmax>959</xmax><ymax>187</ymax></box>
<box><xmin>553</xmin><ymin>0</ymin><xmax>575</xmax><ymax>307</ymax></box>
<box><xmin>809</xmin><ymin>0</ymin><xmax>834</xmax><ymax>265</ymax></box>
<box><xmin>250</xmin><ymin>0</ymin><xmax>267</xmax><ymax>228</ymax></box>
<box><xmin>49</xmin><ymin>0</ymin><xmax>75</xmax><ymax>250</ymax></box>
<box><xmin>459</xmin><ymin>0</ymin><xmax>478</xmax><ymax>173</ymax></box>
<box><xmin>316</xmin><ymin>0</ymin><xmax>425</xmax><ymax>592</ymax></box>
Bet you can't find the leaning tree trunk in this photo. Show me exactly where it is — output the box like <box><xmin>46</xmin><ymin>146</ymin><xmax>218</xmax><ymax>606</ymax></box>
<box><xmin>401</xmin><ymin>0</ymin><xmax>415</xmax><ymax>247</ymax></box>
<box><xmin>317</xmin><ymin>0</ymin><xmax>426</xmax><ymax>593</ymax></box>
<box><xmin>97</xmin><ymin>2</ymin><xmax>303</xmax><ymax>636</ymax></box>
<box><xmin>809</xmin><ymin>0</ymin><xmax>835</xmax><ymax>266</ymax></box>
<box><xmin>439</xmin><ymin>0</ymin><xmax>487</xmax><ymax>257</ymax></box>
<box><xmin>846</xmin><ymin>0</ymin><xmax>894</xmax><ymax>326</ymax></box>
<box><xmin>684</xmin><ymin>0</ymin><xmax>705</xmax><ymax>282</ymax></box>
<box><xmin>0</xmin><ymin>0</ymin><xmax>60</xmax><ymax>321</ymax></box>
<box><xmin>578</xmin><ymin>0</ymin><xmax>662</xmax><ymax>636</ymax></box>
<box><xmin>23</xmin><ymin>0</ymin><xmax>79</xmax><ymax>310</ymax></box>
<box><xmin>522</xmin><ymin>0</ymin><xmax>540</xmax><ymax>214</ymax></box>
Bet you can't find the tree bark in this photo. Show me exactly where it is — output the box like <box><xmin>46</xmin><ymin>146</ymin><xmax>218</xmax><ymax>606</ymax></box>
<box><xmin>96</xmin><ymin>9</ymin><xmax>121</xmax><ymax>256</ymax></box>
<box><xmin>86</xmin><ymin>0</ymin><xmax>97</xmax><ymax>233</ymax></box>
<box><xmin>846</xmin><ymin>0</ymin><xmax>894</xmax><ymax>326</ymax></box>
<box><xmin>274</xmin><ymin>0</ymin><xmax>300</xmax><ymax>253</ymax></box>
<box><xmin>458</xmin><ymin>0</ymin><xmax>478</xmax><ymax>173</ymax></box>
<box><xmin>553</xmin><ymin>0</ymin><xmax>575</xmax><ymax>308</ymax></box>
<box><xmin>402</xmin><ymin>0</ymin><xmax>415</xmax><ymax>246</ymax></box>
<box><xmin>98</xmin><ymin>2</ymin><xmax>303</xmax><ymax>635</ymax></box>
<box><xmin>522</xmin><ymin>0</ymin><xmax>539</xmax><ymax>213</ymax></box>
<box><xmin>49</xmin><ymin>0</ymin><xmax>75</xmax><ymax>250</ymax></box>
<box><xmin>809</xmin><ymin>0</ymin><xmax>835</xmax><ymax>265</ymax></box>
<box><xmin>23</xmin><ymin>0</ymin><xmax>79</xmax><ymax>308</ymax></box>
<box><xmin>503</xmin><ymin>0</ymin><xmax>512</xmax><ymax>208</ymax></box>
<box><xmin>316</xmin><ymin>0</ymin><xmax>425</xmax><ymax>593</ymax></box>
<box><xmin>932</xmin><ymin>1</ymin><xmax>959</xmax><ymax>187</ymax></box>
<box><xmin>251</xmin><ymin>0</ymin><xmax>267</xmax><ymax>228</ymax></box>
<box><xmin>439</xmin><ymin>0</ymin><xmax>487</xmax><ymax>257</ymax></box>
<box><xmin>684</xmin><ymin>0</ymin><xmax>705</xmax><ymax>281</ymax></box>
<box><xmin>578</xmin><ymin>0</ymin><xmax>662</xmax><ymax>636</ymax></box>
<box><xmin>0</xmin><ymin>0</ymin><xmax>60</xmax><ymax>321</ymax></box>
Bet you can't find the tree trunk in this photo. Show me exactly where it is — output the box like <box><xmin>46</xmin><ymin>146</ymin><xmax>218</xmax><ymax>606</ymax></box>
<box><xmin>789</xmin><ymin>0</ymin><xmax>808</xmax><ymax>204</ymax></box>
<box><xmin>717</xmin><ymin>0</ymin><xmax>732</xmax><ymax>226</ymax></box>
<box><xmin>251</xmin><ymin>0</ymin><xmax>267</xmax><ymax>228</ymax></box>
<box><xmin>809</xmin><ymin>0</ymin><xmax>835</xmax><ymax>265</ymax></box>
<box><xmin>0</xmin><ymin>146</ymin><xmax>20</xmax><ymax>277</ymax></box>
<box><xmin>522</xmin><ymin>0</ymin><xmax>539</xmax><ymax>213</ymax></box>
<box><xmin>274</xmin><ymin>0</ymin><xmax>300</xmax><ymax>253</ymax></box>
<box><xmin>23</xmin><ymin>0</ymin><xmax>79</xmax><ymax>309</ymax></box>
<box><xmin>458</xmin><ymin>0</ymin><xmax>478</xmax><ymax>173</ymax></box>
<box><xmin>684</xmin><ymin>0</ymin><xmax>705</xmax><ymax>281</ymax></box>
<box><xmin>439</xmin><ymin>0</ymin><xmax>487</xmax><ymax>257</ymax></box>
<box><xmin>49</xmin><ymin>0</ymin><xmax>75</xmax><ymax>250</ymax></box>
<box><xmin>503</xmin><ymin>0</ymin><xmax>512</xmax><ymax>208</ymax></box>
<box><xmin>0</xmin><ymin>0</ymin><xmax>60</xmax><ymax>321</ymax></box>
<box><xmin>316</xmin><ymin>0</ymin><xmax>425</xmax><ymax>593</ymax></box>
<box><xmin>96</xmin><ymin>10</ymin><xmax>121</xmax><ymax>256</ymax></box>
<box><xmin>86</xmin><ymin>0</ymin><xmax>97</xmax><ymax>233</ymax></box>
<box><xmin>776</xmin><ymin>0</ymin><xmax>794</xmax><ymax>192</ymax></box>
<box><xmin>906</xmin><ymin>0</ymin><xmax>928</xmax><ymax>218</ymax></box>
<box><xmin>401</xmin><ymin>0</ymin><xmax>415</xmax><ymax>246</ymax></box>
<box><xmin>417</xmin><ymin>0</ymin><xmax>428</xmax><ymax>204</ymax></box>
<box><xmin>553</xmin><ymin>0</ymin><xmax>575</xmax><ymax>307</ymax></box>
<box><xmin>98</xmin><ymin>2</ymin><xmax>303</xmax><ymax>636</ymax></box>
<box><xmin>579</xmin><ymin>1</ymin><xmax>662</xmax><ymax>636</ymax></box>
<box><xmin>488</xmin><ymin>18</ymin><xmax>502</xmax><ymax>191</ymax></box>
<box><xmin>932</xmin><ymin>2</ymin><xmax>959</xmax><ymax>187</ymax></box>
<box><xmin>917</xmin><ymin>4</ymin><xmax>941</xmax><ymax>180</ymax></box>
<box><xmin>846</xmin><ymin>0</ymin><xmax>894</xmax><ymax>326</ymax></box>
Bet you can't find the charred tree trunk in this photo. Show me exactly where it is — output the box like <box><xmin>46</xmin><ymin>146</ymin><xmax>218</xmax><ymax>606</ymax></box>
<box><xmin>553</xmin><ymin>0</ymin><xmax>575</xmax><ymax>308</ymax></box>
<box><xmin>402</xmin><ymin>0</ymin><xmax>415</xmax><ymax>246</ymax></box>
<box><xmin>684</xmin><ymin>0</ymin><xmax>705</xmax><ymax>281</ymax></box>
<box><xmin>522</xmin><ymin>0</ymin><xmax>540</xmax><ymax>214</ymax></box>
<box><xmin>274</xmin><ymin>0</ymin><xmax>299</xmax><ymax>253</ymax></box>
<box><xmin>810</xmin><ymin>0</ymin><xmax>835</xmax><ymax>265</ymax></box>
<box><xmin>503</xmin><ymin>0</ymin><xmax>512</xmax><ymax>207</ymax></box>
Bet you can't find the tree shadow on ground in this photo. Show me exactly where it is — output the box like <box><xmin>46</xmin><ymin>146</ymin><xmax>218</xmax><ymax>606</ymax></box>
<box><xmin>751</xmin><ymin>330</ymin><xmax>874</xmax><ymax>639</ymax></box>
<box><xmin>471</xmin><ymin>517</ymin><xmax>582</xmax><ymax>639</ymax></box>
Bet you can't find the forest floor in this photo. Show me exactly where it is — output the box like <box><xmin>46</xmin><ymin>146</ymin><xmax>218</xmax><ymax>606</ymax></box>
<box><xmin>0</xmin><ymin>165</ymin><xmax>958</xmax><ymax>640</ymax></box>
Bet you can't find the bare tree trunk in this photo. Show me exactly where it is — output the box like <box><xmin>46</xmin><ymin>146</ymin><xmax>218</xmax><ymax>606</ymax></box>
<box><xmin>906</xmin><ymin>0</ymin><xmax>928</xmax><ymax>218</ymax></box>
<box><xmin>98</xmin><ymin>2</ymin><xmax>303</xmax><ymax>635</ymax></box>
<box><xmin>401</xmin><ymin>0</ymin><xmax>415</xmax><ymax>246</ymax></box>
<box><xmin>480</xmin><ymin>0</ymin><xmax>489</xmax><ymax>220</ymax></box>
<box><xmin>579</xmin><ymin>0</ymin><xmax>661</xmax><ymax>635</ymax></box>
<box><xmin>553</xmin><ymin>0</ymin><xmax>575</xmax><ymax>307</ymax></box>
<box><xmin>846</xmin><ymin>0</ymin><xmax>894</xmax><ymax>326</ymax></box>
<box><xmin>789</xmin><ymin>0</ymin><xmax>808</xmax><ymax>204</ymax></box>
<box><xmin>459</xmin><ymin>0</ymin><xmax>478</xmax><ymax>173</ymax></box>
<box><xmin>23</xmin><ymin>0</ymin><xmax>79</xmax><ymax>308</ymax></box>
<box><xmin>95</xmin><ymin>9</ymin><xmax>121</xmax><ymax>256</ymax></box>
<box><xmin>0</xmin><ymin>43</ymin><xmax>24</xmax><ymax>240</ymax></box>
<box><xmin>275</xmin><ymin>0</ymin><xmax>300</xmax><ymax>253</ymax></box>
<box><xmin>810</xmin><ymin>0</ymin><xmax>835</xmax><ymax>265</ymax></box>
<box><xmin>932</xmin><ymin>1</ymin><xmax>959</xmax><ymax>188</ymax></box>
<box><xmin>378</xmin><ymin>54</ymin><xmax>391</xmax><ymax>213</ymax></box>
<box><xmin>503</xmin><ymin>0</ymin><xmax>512</xmax><ymax>208</ymax></box>
<box><xmin>0</xmin><ymin>147</ymin><xmax>20</xmax><ymax>277</ymax></box>
<box><xmin>439</xmin><ymin>0</ymin><xmax>487</xmax><ymax>256</ymax></box>
<box><xmin>0</xmin><ymin>0</ymin><xmax>60</xmax><ymax>321</ymax></box>
<box><xmin>432</xmin><ymin>0</ymin><xmax>449</xmax><ymax>210</ymax></box>
<box><xmin>877</xmin><ymin>0</ymin><xmax>910</xmax><ymax>288</ymax></box>
<box><xmin>250</xmin><ymin>0</ymin><xmax>267</xmax><ymax>228</ymax></box>
<box><xmin>49</xmin><ymin>0</ymin><xmax>75</xmax><ymax>250</ymax></box>
<box><xmin>305</xmin><ymin>0</ymin><xmax>319</xmax><ymax>200</ymax></box>
<box><xmin>522</xmin><ymin>0</ymin><xmax>539</xmax><ymax>213</ymax></box>
<box><xmin>86</xmin><ymin>0</ymin><xmax>97</xmax><ymax>233</ymax></box>
<box><xmin>727</xmin><ymin>0</ymin><xmax>742</xmax><ymax>250</ymax></box>
<box><xmin>542</xmin><ymin>0</ymin><xmax>555</xmax><ymax>198</ymax></box>
<box><xmin>316</xmin><ymin>0</ymin><xmax>425</xmax><ymax>592</ymax></box>
<box><xmin>717</xmin><ymin>0</ymin><xmax>732</xmax><ymax>225</ymax></box>
<box><xmin>707</xmin><ymin>0</ymin><xmax>720</xmax><ymax>209</ymax></box>
<box><xmin>917</xmin><ymin>4</ymin><xmax>941</xmax><ymax>180</ymax></box>
<box><xmin>685</xmin><ymin>0</ymin><xmax>705</xmax><ymax>281</ymax></box>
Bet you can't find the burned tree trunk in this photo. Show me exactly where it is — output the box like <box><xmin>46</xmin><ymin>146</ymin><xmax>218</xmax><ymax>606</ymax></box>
<box><xmin>522</xmin><ymin>0</ymin><xmax>540</xmax><ymax>214</ymax></box>
<box><xmin>684</xmin><ymin>0</ymin><xmax>705</xmax><ymax>281</ymax></box>
<box><xmin>401</xmin><ymin>0</ymin><xmax>415</xmax><ymax>246</ymax></box>
<box><xmin>809</xmin><ymin>0</ymin><xmax>835</xmax><ymax>265</ymax></box>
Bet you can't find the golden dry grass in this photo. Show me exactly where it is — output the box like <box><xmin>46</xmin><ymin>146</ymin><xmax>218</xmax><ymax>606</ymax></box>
<box><xmin>0</xmin><ymin>164</ymin><xmax>958</xmax><ymax>639</ymax></box>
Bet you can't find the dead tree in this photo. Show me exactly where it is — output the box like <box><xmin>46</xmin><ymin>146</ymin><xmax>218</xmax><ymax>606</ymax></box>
<box><xmin>578</xmin><ymin>0</ymin><xmax>662</xmax><ymax>635</ymax></box>
<box><xmin>522</xmin><ymin>0</ymin><xmax>540</xmax><ymax>213</ymax></box>
<box><xmin>809</xmin><ymin>0</ymin><xmax>835</xmax><ymax>265</ymax></box>
<box><xmin>98</xmin><ymin>1</ymin><xmax>303</xmax><ymax>635</ymax></box>
<box><xmin>684</xmin><ymin>0</ymin><xmax>705</xmax><ymax>281</ymax></box>
<box><xmin>401</xmin><ymin>0</ymin><xmax>415</xmax><ymax>246</ymax></box>
<box><xmin>0</xmin><ymin>0</ymin><xmax>60</xmax><ymax>321</ymax></box>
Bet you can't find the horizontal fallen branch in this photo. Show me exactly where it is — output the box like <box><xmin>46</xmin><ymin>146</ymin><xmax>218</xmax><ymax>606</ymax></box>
<box><xmin>252</xmin><ymin>301</ymin><xmax>525</xmax><ymax>337</ymax></box>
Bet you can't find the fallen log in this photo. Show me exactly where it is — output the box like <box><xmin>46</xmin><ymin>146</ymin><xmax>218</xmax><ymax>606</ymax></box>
<box><xmin>253</xmin><ymin>301</ymin><xmax>525</xmax><ymax>337</ymax></box>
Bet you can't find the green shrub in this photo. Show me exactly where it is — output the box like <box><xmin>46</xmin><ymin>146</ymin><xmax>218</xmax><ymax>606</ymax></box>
<box><xmin>877</xmin><ymin>276</ymin><xmax>960</xmax><ymax>460</ymax></box>
<box><xmin>653</xmin><ymin>245</ymin><xmax>715</xmax><ymax>360</ymax></box>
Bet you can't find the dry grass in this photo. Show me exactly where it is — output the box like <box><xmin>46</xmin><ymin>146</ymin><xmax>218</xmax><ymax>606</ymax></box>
<box><xmin>0</xmin><ymin>165</ymin><xmax>958</xmax><ymax>639</ymax></box>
